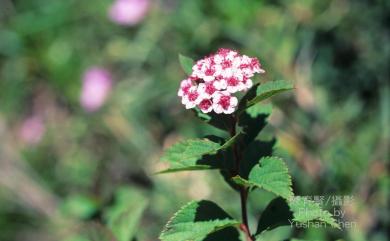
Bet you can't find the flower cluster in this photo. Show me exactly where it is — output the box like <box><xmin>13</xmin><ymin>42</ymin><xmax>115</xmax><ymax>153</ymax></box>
<box><xmin>178</xmin><ymin>48</ymin><xmax>265</xmax><ymax>114</ymax></box>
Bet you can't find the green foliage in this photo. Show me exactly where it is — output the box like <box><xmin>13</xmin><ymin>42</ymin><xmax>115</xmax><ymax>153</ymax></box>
<box><xmin>0</xmin><ymin>1</ymin><xmax>386</xmax><ymax>241</ymax></box>
<box><xmin>159</xmin><ymin>138</ymin><xmax>221</xmax><ymax>173</ymax></box>
<box><xmin>232</xmin><ymin>157</ymin><xmax>293</xmax><ymax>200</ymax></box>
<box><xmin>255</xmin><ymin>226</ymin><xmax>292</xmax><ymax>241</ymax></box>
<box><xmin>245</xmin><ymin>103</ymin><xmax>273</xmax><ymax>119</ymax></box>
<box><xmin>289</xmin><ymin>196</ymin><xmax>340</xmax><ymax>229</ymax></box>
<box><xmin>179</xmin><ymin>54</ymin><xmax>194</xmax><ymax>75</ymax></box>
<box><xmin>104</xmin><ymin>187</ymin><xmax>149</xmax><ymax>241</ymax></box>
<box><xmin>159</xmin><ymin>200</ymin><xmax>240</xmax><ymax>241</ymax></box>
<box><xmin>203</xmin><ymin>227</ymin><xmax>243</xmax><ymax>241</ymax></box>
<box><xmin>83</xmin><ymin>223</ymin><xmax>116</xmax><ymax>241</ymax></box>
<box><xmin>66</xmin><ymin>188</ymin><xmax>148</xmax><ymax>241</ymax></box>
<box><xmin>256</xmin><ymin>197</ymin><xmax>293</xmax><ymax>234</ymax></box>
<box><xmin>255</xmin><ymin>197</ymin><xmax>340</xmax><ymax>236</ymax></box>
<box><xmin>237</xmin><ymin>103</ymin><xmax>272</xmax><ymax>148</ymax></box>
<box><xmin>240</xmin><ymin>139</ymin><xmax>276</xmax><ymax>180</ymax></box>
<box><xmin>241</xmin><ymin>80</ymin><xmax>293</xmax><ymax>110</ymax></box>
<box><xmin>61</xmin><ymin>194</ymin><xmax>99</xmax><ymax>219</ymax></box>
<box><xmin>159</xmin><ymin>133</ymin><xmax>240</xmax><ymax>173</ymax></box>
<box><xmin>158</xmin><ymin>73</ymin><xmax>341</xmax><ymax>240</ymax></box>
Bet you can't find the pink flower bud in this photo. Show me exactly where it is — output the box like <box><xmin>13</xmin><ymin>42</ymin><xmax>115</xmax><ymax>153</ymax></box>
<box><xmin>80</xmin><ymin>67</ymin><xmax>112</xmax><ymax>112</ymax></box>
<box><xmin>19</xmin><ymin>116</ymin><xmax>45</xmax><ymax>145</ymax></box>
<box><xmin>108</xmin><ymin>0</ymin><xmax>150</xmax><ymax>26</ymax></box>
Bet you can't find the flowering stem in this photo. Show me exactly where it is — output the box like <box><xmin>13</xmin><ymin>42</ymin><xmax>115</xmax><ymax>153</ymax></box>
<box><xmin>231</xmin><ymin>116</ymin><xmax>253</xmax><ymax>241</ymax></box>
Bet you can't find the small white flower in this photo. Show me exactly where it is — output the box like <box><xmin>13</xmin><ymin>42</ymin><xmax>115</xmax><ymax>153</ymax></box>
<box><xmin>232</xmin><ymin>56</ymin><xmax>242</xmax><ymax>68</ymax></box>
<box><xmin>181</xmin><ymin>86</ymin><xmax>201</xmax><ymax>109</ymax></box>
<box><xmin>225</xmin><ymin>50</ymin><xmax>238</xmax><ymax>61</ymax></box>
<box><xmin>198</xmin><ymin>82</ymin><xmax>217</xmax><ymax>99</ymax></box>
<box><xmin>214</xmin><ymin>77</ymin><xmax>227</xmax><ymax>90</ymax></box>
<box><xmin>241</xmin><ymin>55</ymin><xmax>252</xmax><ymax>64</ymax></box>
<box><xmin>212</xmin><ymin>91</ymin><xmax>238</xmax><ymax>114</ymax></box>
<box><xmin>213</xmin><ymin>54</ymin><xmax>224</xmax><ymax>64</ymax></box>
<box><xmin>198</xmin><ymin>99</ymin><xmax>213</xmax><ymax>113</ymax></box>
<box><xmin>226</xmin><ymin>76</ymin><xmax>241</xmax><ymax>93</ymax></box>
<box><xmin>241</xmin><ymin>67</ymin><xmax>255</xmax><ymax>78</ymax></box>
<box><xmin>178</xmin><ymin>79</ymin><xmax>193</xmax><ymax>97</ymax></box>
<box><xmin>221</xmin><ymin>67</ymin><xmax>233</xmax><ymax>78</ymax></box>
<box><xmin>243</xmin><ymin>78</ymin><xmax>253</xmax><ymax>90</ymax></box>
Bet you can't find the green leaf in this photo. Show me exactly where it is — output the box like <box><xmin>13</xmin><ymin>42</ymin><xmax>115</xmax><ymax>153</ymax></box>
<box><xmin>289</xmin><ymin>196</ymin><xmax>340</xmax><ymax>229</ymax></box>
<box><xmin>158</xmin><ymin>134</ymin><xmax>240</xmax><ymax>173</ymax></box>
<box><xmin>244</xmin><ymin>80</ymin><xmax>293</xmax><ymax>109</ymax></box>
<box><xmin>159</xmin><ymin>138</ymin><xmax>221</xmax><ymax>173</ymax></box>
<box><xmin>256</xmin><ymin>197</ymin><xmax>293</xmax><ymax>235</ymax></box>
<box><xmin>232</xmin><ymin>157</ymin><xmax>293</xmax><ymax>200</ymax></box>
<box><xmin>245</xmin><ymin>103</ymin><xmax>272</xmax><ymax>118</ymax></box>
<box><xmin>254</xmin><ymin>197</ymin><xmax>340</xmax><ymax>237</ymax></box>
<box><xmin>240</xmin><ymin>139</ymin><xmax>276</xmax><ymax>179</ymax></box>
<box><xmin>159</xmin><ymin>200</ymin><xmax>240</xmax><ymax>241</ymax></box>
<box><xmin>104</xmin><ymin>187</ymin><xmax>148</xmax><ymax>241</ymax></box>
<box><xmin>237</xmin><ymin>103</ymin><xmax>272</xmax><ymax>148</ymax></box>
<box><xmin>179</xmin><ymin>54</ymin><xmax>194</xmax><ymax>75</ymax></box>
<box><xmin>255</xmin><ymin>226</ymin><xmax>292</xmax><ymax>241</ymax></box>
<box><xmin>203</xmin><ymin>227</ymin><xmax>242</xmax><ymax>241</ymax></box>
<box><xmin>235</xmin><ymin>103</ymin><xmax>273</xmax><ymax>181</ymax></box>
<box><xmin>237</xmin><ymin>83</ymin><xmax>259</xmax><ymax>112</ymax></box>
<box><xmin>61</xmin><ymin>194</ymin><xmax>99</xmax><ymax>219</ymax></box>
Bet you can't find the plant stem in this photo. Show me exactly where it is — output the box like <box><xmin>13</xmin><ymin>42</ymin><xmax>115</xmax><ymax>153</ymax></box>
<box><xmin>240</xmin><ymin>187</ymin><xmax>252</xmax><ymax>241</ymax></box>
<box><xmin>231</xmin><ymin>116</ymin><xmax>253</xmax><ymax>241</ymax></box>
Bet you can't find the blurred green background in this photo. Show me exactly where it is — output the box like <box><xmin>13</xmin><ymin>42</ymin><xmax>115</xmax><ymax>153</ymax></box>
<box><xmin>0</xmin><ymin>0</ymin><xmax>389</xmax><ymax>240</ymax></box>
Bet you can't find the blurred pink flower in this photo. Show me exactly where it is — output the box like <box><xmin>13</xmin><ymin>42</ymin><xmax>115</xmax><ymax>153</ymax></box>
<box><xmin>80</xmin><ymin>67</ymin><xmax>112</xmax><ymax>112</ymax></box>
<box><xmin>19</xmin><ymin>116</ymin><xmax>45</xmax><ymax>145</ymax></box>
<box><xmin>108</xmin><ymin>0</ymin><xmax>150</xmax><ymax>26</ymax></box>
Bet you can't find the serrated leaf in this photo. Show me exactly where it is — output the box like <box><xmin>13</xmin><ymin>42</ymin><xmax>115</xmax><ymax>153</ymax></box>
<box><xmin>244</xmin><ymin>80</ymin><xmax>293</xmax><ymax>109</ymax></box>
<box><xmin>159</xmin><ymin>200</ymin><xmax>240</xmax><ymax>241</ymax></box>
<box><xmin>203</xmin><ymin>227</ymin><xmax>242</xmax><ymax>241</ymax></box>
<box><xmin>256</xmin><ymin>197</ymin><xmax>293</xmax><ymax>235</ymax></box>
<box><xmin>232</xmin><ymin>157</ymin><xmax>293</xmax><ymax>200</ymax></box>
<box><xmin>179</xmin><ymin>54</ymin><xmax>194</xmax><ymax>75</ymax></box>
<box><xmin>159</xmin><ymin>138</ymin><xmax>221</xmax><ymax>172</ymax></box>
<box><xmin>289</xmin><ymin>196</ymin><xmax>340</xmax><ymax>229</ymax></box>
<box><xmin>159</xmin><ymin>134</ymin><xmax>240</xmax><ymax>173</ymax></box>
<box><xmin>253</xmin><ymin>197</ymin><xmax>340</xmax><ymax>236</ymax></box>
<box><xmin>104</xmin><ymin>187</ymin><xmax>148</xmax><ymax>241</ymax></box>
<box><xmin>240</xmin><ymin>139</ymin><xmax>276</xmax><ymax>179</ymax></box>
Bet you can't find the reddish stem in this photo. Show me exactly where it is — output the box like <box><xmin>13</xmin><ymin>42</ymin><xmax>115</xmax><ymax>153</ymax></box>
<box><xmin>230</xmin><ymin>115</ymin><xmax>253</xmax><ymax>241</ymax></box>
